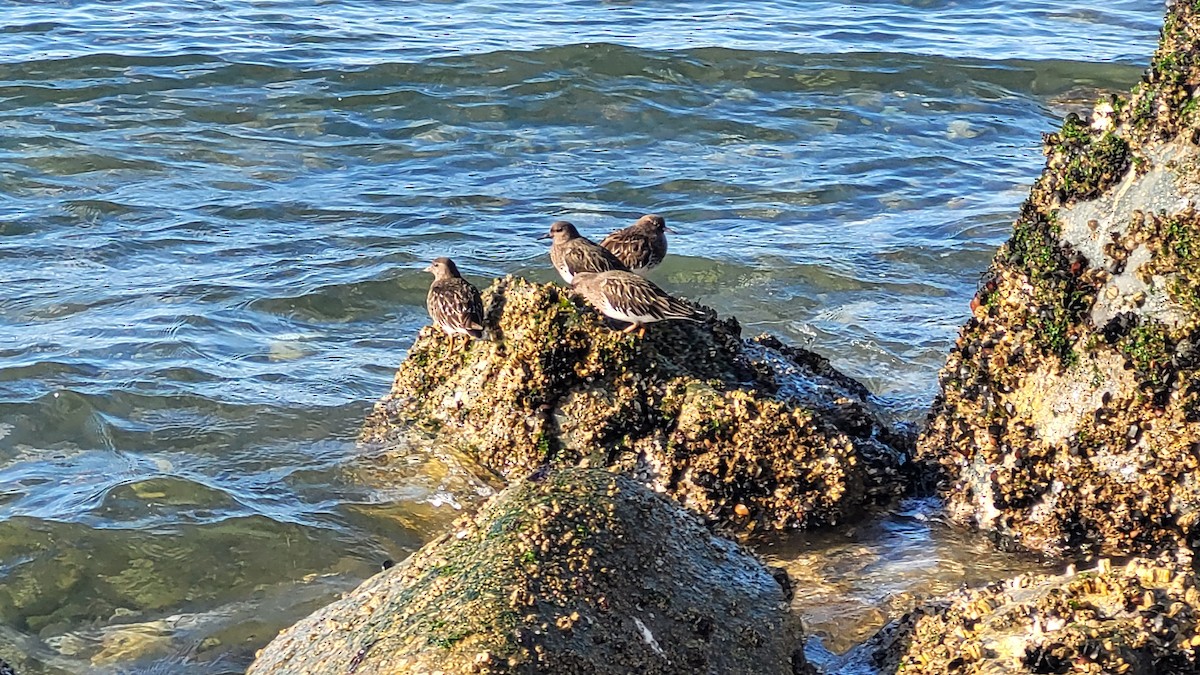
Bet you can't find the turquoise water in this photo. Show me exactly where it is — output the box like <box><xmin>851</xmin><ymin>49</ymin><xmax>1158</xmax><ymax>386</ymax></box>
<box><xmin>0</xmin><ymin>1</ymin><xmax>1162</xmax><ymax>672</ymax></box>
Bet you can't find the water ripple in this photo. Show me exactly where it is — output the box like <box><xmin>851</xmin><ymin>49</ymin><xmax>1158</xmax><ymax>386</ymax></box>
<box><xmin>0</xmin><ymin>0</ymin><xmax>1164</xmax><ymax>671</ymax></box>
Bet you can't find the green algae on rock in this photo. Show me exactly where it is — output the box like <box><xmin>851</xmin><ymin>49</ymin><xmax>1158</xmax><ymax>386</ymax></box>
<box><xmin>917</xmin><ymin>0</ymin><xmax>1200</xmax><ymax>558</ymax></box>
<box><xmin>247</xmin><ymin>468</ymin><xmax>809</xmax><ymax>675</ymax></box>
<box><xmin>362</xmin><ymin>275</ymin><xmax>906</xmax><ymax>533</ymax></box>
<box><xmin>875</xmin><ymin>557</ymin><xmax>1200</xmax><ymax>675</ymax></box>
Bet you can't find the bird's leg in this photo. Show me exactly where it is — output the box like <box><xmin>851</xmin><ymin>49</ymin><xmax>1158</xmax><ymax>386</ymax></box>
<box><xmin>620</xmin><ymin>322</ymin><xmax>645</xmax><ymax>338</ymax></box>
<box><xmin>449</xmin><ymin>334</ymin><xmax>459</xmax><ymax>354</ymax></box>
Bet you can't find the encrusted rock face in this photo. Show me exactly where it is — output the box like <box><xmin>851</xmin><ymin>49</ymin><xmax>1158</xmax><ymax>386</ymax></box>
<box><xmin>364</xmin><ymin>276</ymin><xmax>906</xmax><ymax>533</ymax></box>
<box><xmin>917</xmin><ymin>1</ymin><xmax>1200</xmax><ymax>557</ymax></box>
<box><xmin>247</xmin><ymin>468</ymin><xmax>808</xmax><ymax>675</ymax></box>
<box><xmin>875</xmin><ymin>557</ymin><xmax>1200</xmax><ymax>675</ymax></box>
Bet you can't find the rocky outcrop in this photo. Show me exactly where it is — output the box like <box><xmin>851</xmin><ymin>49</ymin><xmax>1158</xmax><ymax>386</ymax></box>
<box><xmin>247</xmin><ymin>468</ymin><xmax>808</xmax><ymax>675</ymax></box>
<box><xmin>364</xmin><ymin>276</ymin><xmax>906</xmax><ymax>533</ymax></box>
<box><xmin>875</xmin><ymin>557</ymin><xmax>1200</xmax><ymax>675</ymax></box>
<box><xmin>917</xmin><ymin>0</ymin><xmax>1200</xmax><ymax>557</ymax></box>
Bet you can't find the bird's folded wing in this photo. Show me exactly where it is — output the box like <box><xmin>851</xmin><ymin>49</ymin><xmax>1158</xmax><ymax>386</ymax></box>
<box><xmin>432</xmin><ymin>281</ymin><xmax>484</xmax><ymax>330</ymax></box>
<box><xmin>564</xmin><ymin>243</ymin><xmax>620</xmax><ymax>276</ymax></box>
<box><xmin>601</xmin><ymin>276</ymin><xmax>671</xmax><ymax>320</ymax></box>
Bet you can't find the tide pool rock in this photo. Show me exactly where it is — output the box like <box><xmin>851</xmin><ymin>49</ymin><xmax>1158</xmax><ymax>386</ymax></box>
<box><xmin>363</xmin><ymin>276</ymin><xmax>907</xmax><ymax>533</ymax></box>
<box><xmin>917</xmin><ymin>1</ymin><xmax>1200</xmax><ymax>557</ymax></box>
<box><xmin>247</xmin><ymin>467</ymin><xmax>808</xmax><ymax>675</ymax></box>
<box><xmin>876</xmin><ymin>558</ymin><xmax>1200</xmax><ymax>675</ymax></box>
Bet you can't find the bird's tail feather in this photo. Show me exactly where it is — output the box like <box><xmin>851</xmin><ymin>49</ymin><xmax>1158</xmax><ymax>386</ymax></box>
<box><xmin>665</xmin><ymin>298</ymin><xmax>708</xmax><ymax>322</ymax></box>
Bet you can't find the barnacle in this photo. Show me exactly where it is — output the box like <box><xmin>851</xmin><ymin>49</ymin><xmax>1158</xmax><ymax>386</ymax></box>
<box><xmin>915</xmin><ymin>0</ymin><xmax>1200</xmax><ymax>560</ymax></box>
<box><xmin>362</xmin><ymin>276</ymin><xmax>908</xmax><ymax>533</ymax></box>
<box><xmin>878</xmin><ymin>558</ymin><xmax>1200</xmax><ymax>674</ymax></box>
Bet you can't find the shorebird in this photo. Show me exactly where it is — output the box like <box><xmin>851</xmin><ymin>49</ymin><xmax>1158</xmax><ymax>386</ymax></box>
<box><xmin>569</xmin><ymin>270</ymin><xmax>706</xmax><ymax>338</ymax></box>
<box><xmin>539</xmin><ymin>220</ymin><xmax>628</xmax><ymax>283</ymax></box>
<box><xmin>424</xmin><ymin>257</ymin><xmax>485</xmax><ymax>353</ymax></box>
<box><xmin>600</xmin><ymin>214</ymin><xmax>671</xmax><ymax>273</ymax></box>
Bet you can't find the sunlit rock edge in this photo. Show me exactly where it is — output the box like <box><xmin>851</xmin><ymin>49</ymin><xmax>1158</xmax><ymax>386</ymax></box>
<box><xmin>884</xmin><ymin>2</ymin><xmax>1200</xmax><ymax>673</ymax></box>
<box><xmin>918</xmin><ymin>0</ymin><xmax>1200</xmax><ymax>560</ymax></box>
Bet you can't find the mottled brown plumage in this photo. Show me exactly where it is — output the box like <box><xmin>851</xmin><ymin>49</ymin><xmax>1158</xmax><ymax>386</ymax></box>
<box><xmin>425</xmin><ymin>257</ymin><xmax>485</xmax><ymax>352</ymax></box>
<box><xmin>570</xmin><ymin>270</ymin><xmax>705</xmax><ymax>337</ymax></box>
<box><xmin>539</xmin><ymin>220</ymin><xmax>628</xmax><ymax>283</ymax></box>
<box><xmin>600</xmin><ymin>214</ymin><xmax>670</xmax><ymax>273</ymax></box>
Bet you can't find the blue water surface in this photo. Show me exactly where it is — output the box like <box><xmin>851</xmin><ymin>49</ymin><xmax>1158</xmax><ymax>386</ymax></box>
<box><xmin>0</xmin><ymin>1</ymin><xmax>1164</xmax><ymax>672</ymax></box>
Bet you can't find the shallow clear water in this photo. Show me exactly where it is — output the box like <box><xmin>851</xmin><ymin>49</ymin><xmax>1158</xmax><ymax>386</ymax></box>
<box><xmin>0</xmin><ymin>1</ymin><xmax>1162</xmax><ymax>672</ymax></box>
<box><xmin>760</xmin><ymin>499</ymin><xmax>1056</xmax><ymax>672</ymax></box>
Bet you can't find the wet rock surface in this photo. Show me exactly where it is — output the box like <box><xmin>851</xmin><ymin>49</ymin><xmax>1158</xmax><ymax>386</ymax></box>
<box><xmin>247</xmin><ymin>467</ymin><xmax>807</xmax><ymax>675</ymax></box>
<box><xmin>875</xmin><ymin>557</ymin><xmax>1200</xmax><ymax>675</ymax></box>
<box><xmin>364</xmin><ymin>275</ymin><xmax>906</xmax><ymax>533</ymax></box>
<box><xmin>917</xmin><ymin>0</ymin><xmax>1200</xmax><ymax>557</ymax></box>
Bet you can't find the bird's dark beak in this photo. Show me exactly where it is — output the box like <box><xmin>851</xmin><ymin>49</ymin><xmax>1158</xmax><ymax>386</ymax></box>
<box><xmin>664</xmin><ymin>226</ymin><xmax>677</xmax><ymax>234</ymax></box>
<box><xmin>537</xmin><ymin>233</ymin><xmax>552</xmax><ymax>240</ymax></box>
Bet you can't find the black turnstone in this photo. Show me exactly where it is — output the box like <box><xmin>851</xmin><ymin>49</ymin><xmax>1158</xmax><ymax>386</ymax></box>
<box><xmin>539</xmin><ymin>220</ymin><xmax>628</xmax><ymax>283</ymax></box>
<box><xmin>600</xmin><ymin>214</ymin><xmax>671</xmax><ymax>273</ymax></box>
<box><xmin>570</xmin><ymin>270</ymin><xmax>706</xmax><ymax>337</ymax></box>
<box><xmin>424</xmin><ymin>257</ymin><xmax>485</xmax><ymax>352</ymax></box>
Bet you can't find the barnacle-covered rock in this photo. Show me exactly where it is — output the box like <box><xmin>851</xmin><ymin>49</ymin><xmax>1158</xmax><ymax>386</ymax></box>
<box><xmin>875</xmin><ymin>557</ymin><xmax>1200</xmax><ymax>675</ymax></box>
<box><xmin>364</xmin><ymin>276</ymin><xmax>906</xmax><ymax>533</ymax></box>
<box><xmin>247</xmin><ymin>468</ymin><xmax>809</xmax><ymax>675</ymax></box>
<box><xmin>917</xmin><ymin>0</ymin><xmax>1200</xmax><ymax>557</ymax></box>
